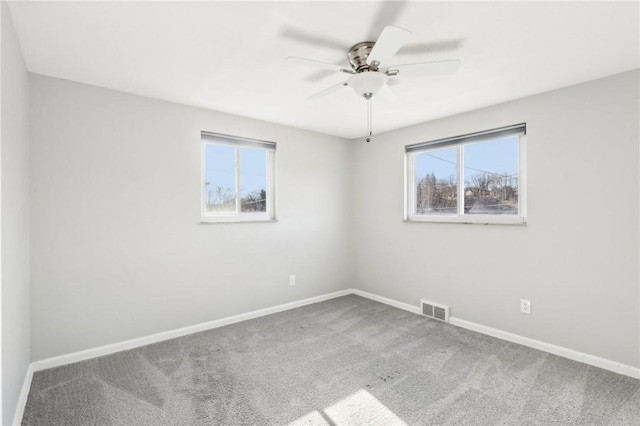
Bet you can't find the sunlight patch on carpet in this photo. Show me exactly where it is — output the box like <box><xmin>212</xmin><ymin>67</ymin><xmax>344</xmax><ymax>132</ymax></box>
<box><xmin>290</xmin><ymin>389</ymin><xmax>407</xmax><ymax>426</ymax></box>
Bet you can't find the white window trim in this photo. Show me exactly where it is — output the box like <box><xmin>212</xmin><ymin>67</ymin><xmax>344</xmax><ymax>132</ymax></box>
<box><xmin>200</xmin><ymin>132</ymin><xmax>276</xmax><ymax>223</ymax></box>
<box><xmin>405</xmin><ymin>128</ymin><xmax>527</xmax><ymax>225</ymax></box>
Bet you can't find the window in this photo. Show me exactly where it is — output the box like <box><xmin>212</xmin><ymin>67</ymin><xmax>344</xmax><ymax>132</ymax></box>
<box><xmin>405</xmin><ymin>124</ymin><xmax>526</xmax><ymax>224</ymax></box>
<box><xmin>201</xmin><ymin>132</ymin><xmax>276</xmax><ymax>222</ymax></box>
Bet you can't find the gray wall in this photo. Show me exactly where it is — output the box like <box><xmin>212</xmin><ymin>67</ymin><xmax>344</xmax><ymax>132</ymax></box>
<box><xmin>1</xmin><ymin>2</ymin><xmax>31</xmax><ymax>425</ymax></box>
<box><xmin>30</xmin><ymin>74</ymin><xmax>352</xmax><ymax>361</ymax></box>
<box><xmin>25</xmin><ymin>64</ymin><xmax>640</xmax><ymax>370</ymax></box>
<box><xmin>351</xmin><ymin>70</ymin><xmax>640</xmax><ymax>368</ymax></box>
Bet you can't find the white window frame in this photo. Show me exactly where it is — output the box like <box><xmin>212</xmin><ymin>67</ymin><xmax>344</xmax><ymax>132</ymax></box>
<box><xmin>405</xmin><ymin>124</ymin><xmax>527</xmax><ymax>225</ymax></box>
<box><xmin>201</xmin><ymin>132</ymin><xmax>276</xmax><ymax>223</ymax></box>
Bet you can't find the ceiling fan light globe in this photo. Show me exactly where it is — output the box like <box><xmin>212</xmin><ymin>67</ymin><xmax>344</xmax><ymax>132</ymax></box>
<box><xmin>347</xmin><ymin>72</ymin><xmax>389</xmax><ymax>98</ymax></box>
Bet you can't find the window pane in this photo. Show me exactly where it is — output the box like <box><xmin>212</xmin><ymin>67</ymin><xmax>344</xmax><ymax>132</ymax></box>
<box><xmin>204</xmin><ymin>144</ymin><xmax>236</xmax><ymax>214</ymax></box>
<box><xmin>415</xmin><ymin>147</ymin><xmax>458</xmax><ymax>215</ymax></box>
<box><xmin>239</xmin><ymin>147</ymin><xmax>267</xmax><ymax>213</ymax></box>
<box><xmin>464</xmin><ymin>136</ymin><xmax>519</xmax><ymax>215</ymax></box>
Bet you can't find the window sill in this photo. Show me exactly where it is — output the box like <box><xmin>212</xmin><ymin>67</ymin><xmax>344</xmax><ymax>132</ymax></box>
<box><xmin>200</xmin><ymin>217</ymin><xmax>277</xmax><ymax>224</ymax></box>
<box><xmin>405</xmin><ymin>216</ymin><xmax>526</xmax><ymax>226</ymax></box>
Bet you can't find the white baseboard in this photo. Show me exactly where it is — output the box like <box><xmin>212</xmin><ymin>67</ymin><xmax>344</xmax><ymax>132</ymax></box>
<box><xmin>352</xmin><ymin>289</ymin><xmax>421</xmax><ymax>315</ymax></box>
<box><xmin>352</xmin><ymin>289</ymin><xmax>640</xmax><ymax>379</ymax></box>
<box><xmin>12</xmin><ymin>364</ymin><xmax>34</xmax><ymax>426</ymax></box>
<box><xmin>31</xmin><ymin>289</ymin><xmax>351</xmax><ymax>372</ymax></box>
<box><xmin>448</xmin><ymin>317</ymin><xmax>640</xmax><ymax>379</ymax></box>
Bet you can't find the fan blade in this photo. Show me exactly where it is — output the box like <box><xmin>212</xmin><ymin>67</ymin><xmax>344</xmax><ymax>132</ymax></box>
<box><xmin>367</xmin><ymin>1</ymin><xmax>409</xmax><ymax>40</ymax></box>
<box><xmin>308</xmin><ymin>81</ymin><xmax>348</xmax><ymax>100</ymax></box>
<box><xmin>286</xmin><ymin>56</ymin><xmax>349</xmax><ymax>73</ymax></box>
<box><xmin>387</xmin><ymin>60</ymin><xmax>461</xmax><ymax>78</ymax></box>
<box><xmin>387</xmin><ymin>77</ymin><xmax>401</xmax><ymax>87</ymax></box>
<box><xmin>376</xmin><ymin>84</ymin><xmax>398</xmax><ymax>102</ymax></box>
<box><xmin>367</xmin><ymin>26</ymin><xmax>411</xmax><ymax>69</ymax></box>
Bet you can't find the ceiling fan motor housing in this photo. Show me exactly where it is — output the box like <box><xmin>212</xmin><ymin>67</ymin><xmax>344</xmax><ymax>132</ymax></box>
<box><xmin>348</xmin><ymin>42</ymin><xmax>377</xmax><ymax>72</ymax></box>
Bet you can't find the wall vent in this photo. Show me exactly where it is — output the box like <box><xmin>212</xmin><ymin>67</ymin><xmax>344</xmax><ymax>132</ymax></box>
<box><xmin>420</xmin><ymin>299</ymin><xmax>449</xmax><ymax>322</ymax></box>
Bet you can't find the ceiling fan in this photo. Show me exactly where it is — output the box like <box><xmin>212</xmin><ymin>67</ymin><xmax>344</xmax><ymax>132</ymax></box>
<box><xmin>286</xmin><ymin>25</ymin><xmax>461</xmax><ymax>139</ymax></box>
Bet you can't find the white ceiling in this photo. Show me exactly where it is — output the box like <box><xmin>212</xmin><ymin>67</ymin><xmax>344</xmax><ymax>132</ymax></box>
<box><xmin>7</xmin><ymin>1</ymin><xmax>640</xmax><ymax>139</ymax></box>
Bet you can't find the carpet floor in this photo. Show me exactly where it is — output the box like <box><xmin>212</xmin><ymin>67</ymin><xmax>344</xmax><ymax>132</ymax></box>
<box><xmin>22</xmin><ymin>295</ymin><xmax>640</xmax><ymax>425</ymax></box>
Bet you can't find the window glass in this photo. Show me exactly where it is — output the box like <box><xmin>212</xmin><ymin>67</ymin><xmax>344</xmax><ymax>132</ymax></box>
<box><xmin>239</xmin><ymin>147</ymin><xmax>267</xmax><ymax>213</ymax></box>
<box><xmin>415</xmin><ymin>147</ymin><xmax>457</xmax><ymax>215</ymax></box>
<box><xmin>464</xmin><ymin>136</ymin><xmax>519</xmax><ymax>215</ymax></box>
<box><xmin>204</xmin><ymin>144</ymin><xmax>236</xmax><ymax>214</ymax></box>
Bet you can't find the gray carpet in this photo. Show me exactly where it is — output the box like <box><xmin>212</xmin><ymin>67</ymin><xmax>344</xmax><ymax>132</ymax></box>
<box><xmin>22</xmin><ymin>295</ymin><xmax>640</xmax><ymax>425</ymax></box>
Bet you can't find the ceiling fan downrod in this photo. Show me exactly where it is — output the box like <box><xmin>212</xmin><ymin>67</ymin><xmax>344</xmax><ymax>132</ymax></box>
<box><xmin>366</xmin><ymin>94</ymin><xmax>373</xmax><ymax>142</ymax></box>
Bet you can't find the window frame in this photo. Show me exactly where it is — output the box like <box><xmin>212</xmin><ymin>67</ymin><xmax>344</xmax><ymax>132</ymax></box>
<box><xmin>405</xmin><ymin>124</ymin><xmax>527</xmax><ymax>225</ymax></box>
<box><xmin>201</xmin><ymin>132</ymin><xmax>276</xmax><ymax>223</ymax></box>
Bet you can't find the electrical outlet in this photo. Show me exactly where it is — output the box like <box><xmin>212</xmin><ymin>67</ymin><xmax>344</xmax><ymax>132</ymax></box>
<box><xmin>520</xmin><ymin>299</ymin><xmax>531</xmax><ymax>314</ymax></box>
<box><xmin>289</xmin><ymin>275</ymin><xmax>296</xmax><ymax>286</ymax></box>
